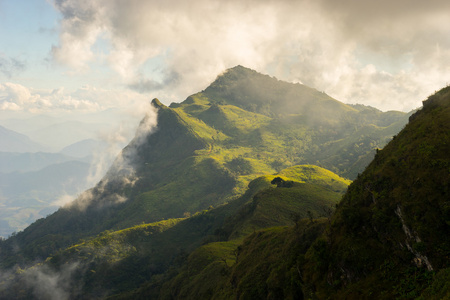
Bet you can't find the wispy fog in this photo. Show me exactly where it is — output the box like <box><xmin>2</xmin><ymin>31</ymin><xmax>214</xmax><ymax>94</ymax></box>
<box><xmin>64</xmin><ymin>101</ymin><xmax>158</xmax><ymax>210</ymax></box>
<box><xmin>24</xmin><ymin>263</ymin><xmax>82</xmax><ymax>300</ymax></box>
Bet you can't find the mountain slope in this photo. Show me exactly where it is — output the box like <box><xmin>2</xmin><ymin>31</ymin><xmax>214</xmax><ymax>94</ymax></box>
<box><xmin>172</xmin><ymin>66</ymin><xmax>410</xmax><ymax>177</ymax></box>
<box><xmin>124</xmin><ymin>165</ymin><xmax>348</xmax><ymax>299</ymax></box>
<box><xmin>203</xmin><ymin>65</ymin><xmax>353</xmax><ymax>119</ymax></box>
<box><xmin>133</xmin><ymin>86</ymin><xmax>450</xmax><ymax>300</ymax></box>
<box><xmin>0</xmin><ymin>66</ymin><xmax>408</xmax><ymax>269</ymax></box>
<box><xmin>0</xmin><ymin>165</ymin><xmax>350</xmax><ymax>299</ymax></box>
<box><xmin>302</xmin><ymin>86</ymin><xmax>450</xmax><ymax>299</ymax></box>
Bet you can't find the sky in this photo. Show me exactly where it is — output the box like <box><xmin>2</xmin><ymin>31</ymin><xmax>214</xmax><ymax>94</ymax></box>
<box><xmin>1</xmin><ymin>0</ymin><xmax>450</xmax><ymax>122</ymax></box>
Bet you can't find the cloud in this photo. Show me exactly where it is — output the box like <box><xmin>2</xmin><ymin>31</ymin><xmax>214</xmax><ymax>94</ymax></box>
<box><xmin>128</xmin><ymin>70</ymin><xmax>181</xmax><ymax>93</ymax></box>
<box><xmin>0</xmin><ymin>82</ymin><xmax>152</xmax><ymax>113</ymax></box>
<box><xmin>62</xmin><ymin>101</ymin><xmax>158</xmax><ymax>211</ymax></box>
<box><xmin>24</xmin><ymin>262</ymin><xmax>82</xmax><ymax>300</ymax></box>
<box><xmin>101</xmin><ymin>102</ymin><xmax>158</xmax><ymax>182</ymax></box>
<box><xmin>51</xmin><ymin>193</ymin><xmax>76</xmax><ymax>208</ymax></box>
<box><xmin>49</xmin><ymin>0</ymin><xmax>450</xmax><ymax>111</ymax></box>
<box><xmin>0</xmin><ymin>55</ymin><xmax>26</xmax><ymax>78</ymax></box>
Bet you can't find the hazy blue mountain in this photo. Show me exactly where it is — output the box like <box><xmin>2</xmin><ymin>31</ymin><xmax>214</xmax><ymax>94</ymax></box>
<box><xmin>1</xmin><ymin>66</ymin><xmax>429</xmax><ymax>299</ymax></box>
<box><xmin>0</xmin><ymin>151</ymin><xmax>88</xmax><ymax>173</ymax></box>
<box><xmin>0</xmin><ymin>115</ymin><xmax>60</xmax><ymax>136</ymax></box>
<box><xmin>0</xmin><ymin>160</ymin><xmax>91</xmax><ymax>237</ymax></box>
<box><xmin>123</xmin><ymin>84</ymin><xmax>450</xmax><ymax>300</ymax></box>
<box><xmin>59</xmin><ymin>138</ymin><xmax>108</xmax><ymax>158</ymax></box>
<box><xmin>28</xmin><ymin>120</ymin><xmax>110</xmax><ymax>151</ymax></box>
<box><xmin>0</xmin><ymin>66</ymin><xmax>409</xmax><ymax>265</ymax></box>
<box><xmin>0</xmin><ymin>125</ymin><xmax>44</xmax><ymax>153</ymax></box>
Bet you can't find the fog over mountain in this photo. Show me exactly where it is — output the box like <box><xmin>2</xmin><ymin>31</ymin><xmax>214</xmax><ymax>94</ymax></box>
<box><xmin>0</xmin><ymin>1</ymin><xmax>450</xmax><ymax>297</ymax></box>
<box><xmin>0</xmin><ymin>67</ymin><xmax>448</xmax><ymax>300</ymax></box>
<box><xmin>0</xmin><ymin>110</ymin><xmax>142</xmax><ymax>238</ymax></box>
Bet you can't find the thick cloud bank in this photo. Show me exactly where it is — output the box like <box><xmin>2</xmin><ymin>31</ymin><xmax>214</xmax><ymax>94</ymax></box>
<box><xmin>50</xmin><ymin>0</ymin><xmax>450</xmax><ymax>111</ymax></box>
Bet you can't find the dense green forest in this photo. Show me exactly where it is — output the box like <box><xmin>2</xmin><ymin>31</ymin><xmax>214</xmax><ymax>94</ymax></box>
<box><xmin>2</xmin><ymin>67</ymin><xmax>447</xmax><ymax>299</ymax></box>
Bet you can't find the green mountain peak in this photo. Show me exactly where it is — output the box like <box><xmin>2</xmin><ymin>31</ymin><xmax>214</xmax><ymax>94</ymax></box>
<box><xmin>0</xmin><ymin>67</ymin><xmax>424</xmax><ymax>300</ymax></box>
<box><xmin>203</xmin><ymin>65</ymin><xmax>355</xmax><ymax>120</ymax></box>
<box><xmin>0</xmin><ymin>67</ymin><xmax>409</xmax><ymax>265</ymax></box>
<box><xmin>151</xmin><ymin>98</ymin><xmax>165</xmax><ymax>109</ymax></box>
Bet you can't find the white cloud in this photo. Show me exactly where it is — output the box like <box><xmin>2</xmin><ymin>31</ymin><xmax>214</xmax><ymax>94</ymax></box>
<box><xmin>47</xmin><ymin>0</ymin><xmax>450</xmax><ymax>111</ymax></box>
<box><xmin>0</xmin><ymin>82</ymin><xmax>34</xmax><ymax>105</ymax></box>
<box><xmin>0</xmin><ymin>82</ymin><xmax>152</xmax><ymax>113</ymax></box>
<box><xmin>25</xmin><ymin>262</ymin><xmax>81</xmax><ymax>300</ymax></box>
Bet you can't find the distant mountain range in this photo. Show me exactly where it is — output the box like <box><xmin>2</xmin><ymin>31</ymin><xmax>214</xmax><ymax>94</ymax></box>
<box><xmin>0</xmin><ymin>114</ymin><xmax>115</xmax><ymax>152</ymax></box>
<box><xmin>28</xmin><ymin>120</ymin><xmax>109</xmax><ymax>151</ymax></box>
<box><xmin>0</xmin><ymin>132</ymin><xmax>119</xmax><ymax>237</ymax></box>
<box><xmin>0</xmin><ymin>125</ymin><xmax>44</xmax><ymax>153</ymax></box>
<box><xmin>0</xmin><ymin>159</ymin><xmax>92</xmax><ymax>237</ymax></box>
<box><xmin>2</xmin><ymin>66</ymin><xmax>446</xmax><ymax>299</ymax></box>
<box><xmin>0</xmin><ymin>151</ymin><xmax>89</xmax><ymax>173</ymax></box>
<box><xmin>59</xmin><ymin>138</ymin><xmax>108</xmax><ymax>158</ymax></box>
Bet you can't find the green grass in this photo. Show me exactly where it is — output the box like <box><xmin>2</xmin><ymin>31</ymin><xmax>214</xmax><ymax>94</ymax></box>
<box><xmin>0</xmin><ymin>66</ymin><xmax>413</xmax><ymax>299</ymax></box>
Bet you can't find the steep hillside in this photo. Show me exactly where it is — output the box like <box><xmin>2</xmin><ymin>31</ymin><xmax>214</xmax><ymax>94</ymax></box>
<box><xmin>203</xmin><ymin>65</ymin><xmax>351</xmax><ymax>119</ymax></box>
<box><xmin>301</xmin><ymin>86</ymin><xmax>450</xmax><ymax>299</ymax></box>
<box><xmin>172</xmin><ymin>66</ymin><xmax>410</xmax><ymax>177</ymax></box>
<box><xmin>120</xmin><ymin>165</ymin><xmax>349</xmax><ymax>299</ymax></box>
<box><xmin>129</xmin><ymin>86</ymin><xmax>450</xmax><ymax>300</ymax></box>
<box><xmin>0</xmin><ymin>165</ymin><xmax>349</xmax><ymax>299</ymax></box>
<box><xmin>0</xmin><ymin>66</ymin><xmax>408</xmax><ymax>269</ymax></box>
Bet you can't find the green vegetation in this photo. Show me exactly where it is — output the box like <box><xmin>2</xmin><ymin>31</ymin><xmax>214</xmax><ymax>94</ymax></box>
<box><xmin>110</xmin><ymin>167</ymin><xmax>348</xmax><ymax>299</ymax></box>
<box><xmin>4</xmin><ymin>66</ymin><xmax>437</xmax><ymax>300</ymax></box>
<box><xmin>0</xmin><ymin>66</ymin><xmax>405</xmax><ymax>268</ymax></box>
<box><xmin>0</xmin><ymin>165</ymin><xmax>350</xmax><ymax>299</ymax></box>
<box><xmin>301</xmin><ymin>86</ymin><xmax>450</xmax><ymax>299</ymax></box>
<box><xmin>140</xmin><ymin>86</ymin><xmax>450</xmax><ymax>300</ymax></box>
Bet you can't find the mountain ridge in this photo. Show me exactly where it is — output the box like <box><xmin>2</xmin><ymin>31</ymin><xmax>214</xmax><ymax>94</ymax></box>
<box><xmin>0</xmin><ymin>66</ymin><xmax>413</xmax><ymax>293</ymax></box>
<box><xmin>129</xmin><ymin>85</ymin><xmax>450</xmax><ymax>300</ymax></box>
<box><xmin>300</xmin><ymin>85</ymin><xmax>450</xmax><ymax>299</ymax></box>
<box><xmin>0</xmin><ymin>125</ymin><xmax>44</xmax><ymax>153</ymax></box>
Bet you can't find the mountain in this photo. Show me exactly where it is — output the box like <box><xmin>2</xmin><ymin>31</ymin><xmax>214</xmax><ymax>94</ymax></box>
<box><xmin>59</xmin><ymin>138</ymin><xmax>109</xmax><ymax>158</ymax></box>
<box><xmin>0</xmin><ymin>151</ymin><xmax>89</xmax><ymax>173</ymax></box>
<box><xmin>0</xmin><ymin>66</ymin><xmax>408</xmax><ymax>265</ymax></box>
<box><xmin>145</xmin><ymin>85</ymin><xmax>450</xmax><ymax>300</ymax></box>
<box><xmin>0</xmin><ymin>165</ymin><xmax>350</xmax><ymax>299</ymax></box>
<box><xmin>0</xmin><ymin>151</ymin><xmax>93</xmax><ymax>237</ymax></box>
<box><xmin>0</xmin><ymin>66</ymin><xmax>418</xmax><ymax>298</ymax></box>
<box><xmin>0</xmin><ymin>160</ymin><xmax>91</xmax><ymax>237</ymax></box>
<box><xmin>28</xmin><ymin>120</ymin><xmax>110</xmax><ymax>151</ymax></box>
<box><xmin>0</xmin><ymin>109</ymin><xmax>138</xmax><ymax>154</ymax></box>
<box><xmin>175</xmin><ymin>65</ymin><xmax>411</xmax><ymax>178</ymax></box>
<box><xmin>300</xmin><ymin>85</ymin><xmax>450</xmax><ymax>299</ymax></box>
<box><xmin>0</xmin><ymin>125</ymin><xmax>44</xmax><ymax>153</ymax></box>
<box><xmin>0</xmin><ymin>114</ymin><xmax>60</xmax><ymax>134</ymax></box>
